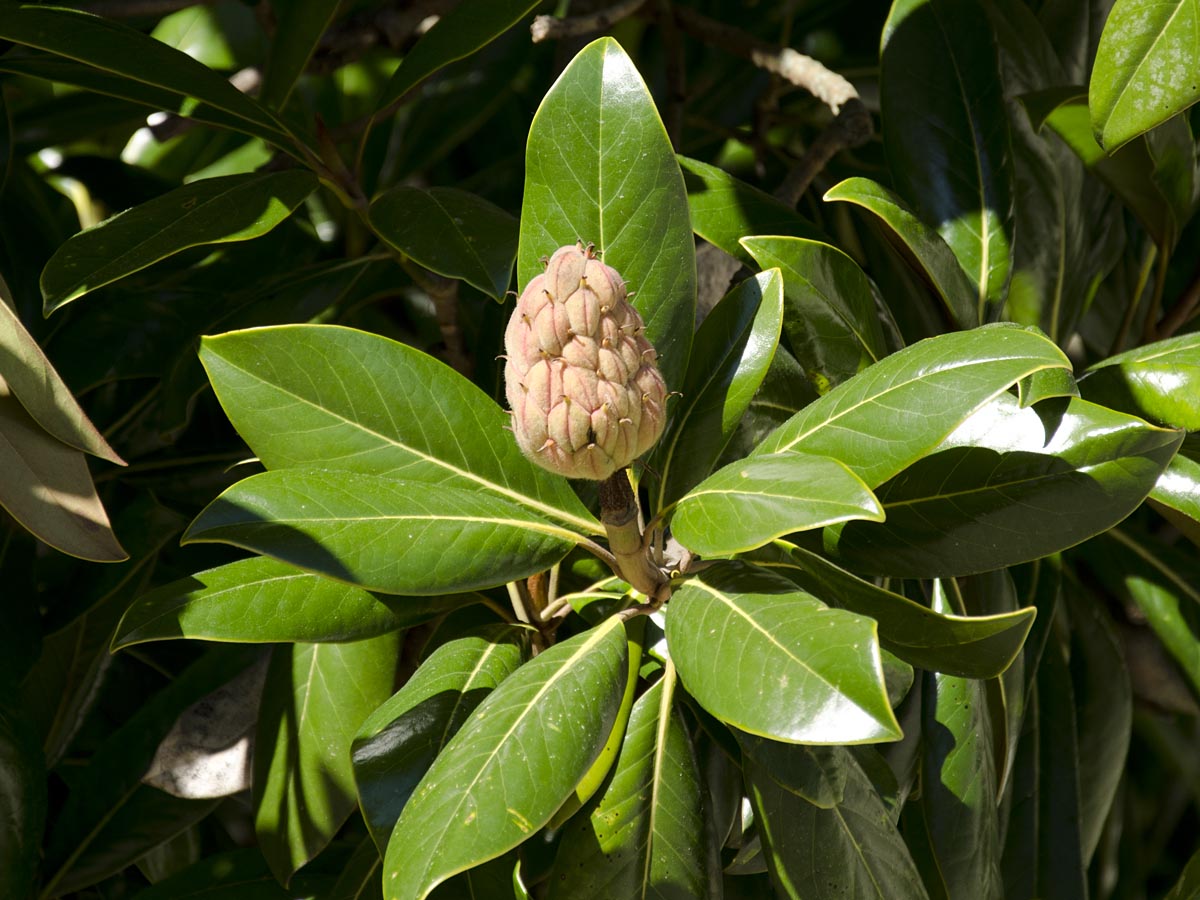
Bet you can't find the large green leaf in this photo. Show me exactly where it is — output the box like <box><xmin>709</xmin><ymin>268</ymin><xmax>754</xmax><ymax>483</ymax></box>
<box><xmin>741</xmin><ymin>236</ymin><xmax>888</xmax><ymax>392</ymax></box>
<box><xmin>549</xmin><ymin>665</ymin><xmax>718</xmax><ymax>899</ymax></box>
<box><xmin>1079</xmin><ymin>332</ymin><xmax>1200</xmax><ymax>430</ymax></box>
<box><xmin>183</xmin><ymin>469</ymin><xmax>582</xmax><ymax>595</ymax></box>
<box><xmin>259</xmin><ymin>0</ymin><xmax>340</xmax><ymax>111</ymax></box>
<box><xmin>518</xmin><ymin>37</ymin><xmax>694</xmax><ymax>391</ymax></box>
<box><xmin>824</xmin><ymin>177</ymin><xmax>978</xmax><ymax>329</ymax></box>
<box><xmin>255</xmin><ymin>634</ymin><xmax>399</xmax><ymax>884</ymax></box>
<box><xmin>666</xmin><ymin>561</ymin><xmax>900</xmax><ymax>744</ymax></box>
<box><xmin>0</xmin><ymin>6</ymin><xmax>287</xmax><ymax>140</ymax></box>
<box><xmin>881</xmin><ymin>0</ymin><xmax>1015</xmax><ymax>314</ymax></box>
<box><xmin>754</xmin><ymin>323</ymin><xmax>1071</xmax><ymax>488</ymax></box>
<box><xmin>199</xmin><ymin>325</ymin><xmax>597</xmax><ymax>533</ymax></box>
<box><xmin>41</xmin><ymin>171</ymin><xmax>317</xmax><ymax>313</ymax></box>
<box><xmin>826</xmin><ymin>394</ymin><xmax>1183</xmax><ymax>576</ymax></box>
<box><xmin>652</xmin><ymin>269</ymin><xmax>784</xmax><ymax>511</ymax></box>
<box><xmin>1090</xmin><ymin>0</ymin><xmax>1200</xmax><ymax>150</ymax></box>
<box><xmin>753</xmin><ymin>543</ymin><xmax>1036</xmax><ymax>678</ymax></box>
<box><xmin>370</xmin><ymin>187</ymin><xmax>518</xmax><ymax>301</ymax></box>
<box><xmin>1150</xmin><ymin>450</ymin><xmax>1200</xmax><ymax>537</ymax></box>
<box><xmin>0</xmin><ymin>380</ymin><xmax>126</xmax><ymax>562</ymax></box>
<box><xmin>745</xmin><ymin>744</ymin><xmax>930</xmax><ymax>899</ymax></box>
<box><xmin>0</xmin><ymin>706</ymin><xmax>44</xmax><ymax>900</ymax></box>
<box><xmin>679</xmin><ymin>155</ymin><xmax>824</xmax><ymax>264</ymax></box>
<box><xmin>0</xmin><ymin>276</ymin><xmax>122</xmax><ymax>464</ymax></box>
<box><xmin>112</xmin><ymin>557</ymin><xmax>477</xmax><ymax>649</ymax></box>
<box><xmin>671</xmin><ymin>453</ymin><xmax>884</xmax><ymax>557</ymax></box>
<box><xmin>352</xmin><ymin>626</ymin><xmax>528</xmax><ymax>851</ymax></box>
<box><xmin>372</xmin><ymin>0</ymin><xmax>540</xmax><ymax>114</ymax></box>
<box><xmin>382</xmin><ymin>618</ymin><xmax>629</xmax><ymax>900</ymax></box>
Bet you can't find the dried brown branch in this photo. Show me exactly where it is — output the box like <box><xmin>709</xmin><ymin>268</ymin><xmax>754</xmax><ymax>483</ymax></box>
<box><xmin>531</xmin><ymin>0</ymin><xmax>648</xmax><ymax>43</ymax></box>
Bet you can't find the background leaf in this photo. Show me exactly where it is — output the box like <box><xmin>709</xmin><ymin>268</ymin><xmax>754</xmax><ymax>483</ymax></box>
<box><xmin>370</xmin><ymin>187</ymin><xmax>518</xmax><ymax>300</ymax></box>
<box><xmin>258</xmin><ymin>0</ymin><xmax>340</xmax><ymax>111</ymax></box>
<box><xmin>0</xmin><ymin>706</ymin><xmax>45</xmax><ymax>900</ymax></box>
<box><xmin>518</xmin><ymin>37</ymin><xmax>695</xmax><ymax>391</ymax></box>
<box><xmin>666</xmin><ymin>561</ymin><xmax>900</xmax><ymax>744</ymax></box>
<box><xmin>255</xmin><ymin>634</ymin><xmax>399</xmax><ymax>884</ymax></box>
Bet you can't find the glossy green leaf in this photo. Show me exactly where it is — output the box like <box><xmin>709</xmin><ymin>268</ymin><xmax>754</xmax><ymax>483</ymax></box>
<box><xmin>1097</xmin><ymin>529</ymin><xmax>1200</xmax><ymax>697</ymax></box>
<box><xmin>373</xmin><ymin>0</ymin><xmax>540</xmax><ymax>114</ymax></box>
<box><xmin>754</xmin><ymin>323</ymin><xmax>1072</xmax><ymax>488</ymax></box>
<box><xmin>1150</xmin><ymin>450</ymin><xmax>1200</xmax><ymax>536</ymax></box>
<box><xmin>382</xmin><ymin>618</ymin><xmax>628</xmax><ymax>900</ymax></box>
<box><xmin>183</xmin><ymin>469</ymin><xmax>582</xmax><ymax>595</ymax></box>
<box><xmin>112</xmin><ymin>557</ymin><xmax>478</xmax><ymax>649</ymax></box>
<box><xmin>42</xmin><ymin>646</ymin><xmax>259</xmax><ymax>897</ymax></box>
<box><xmin>1063</xmin><ymin>590</ymin><xmax>1130</xmax><ymax>863</ymax></box>
<box><xmin>259</xmin><ymin>0</ymin><xmax>340</xmax><ymax>110</ymax></box>
<box><xmin>1165</xmin><ymin>846</ymin><xmax>1200</xmax><ymax>900</ymax></box>
<box><xmin>745</xmin><ymin>744</ymin><xmax>929</xmax><ymax>900</ymax></box>
<box><xmin>754</xmin><ymin>543</ymin><xmax>1036</xmax><ymax>678</ymax></box>
<box><xmin>518</xmin><ymin>37</ymin><xmax>694</xmax><ymax>391</ymax></box>
<box><xmin>549</xmin><ymin>664</ymin><xmax>718</xmax><ymax>899</ymax></box>
<box><xmin>666</xmin><ymin>561</ymin><xmax>900</xmax><ymax>744</ymax></box>
<box><xmin>0</xmin><ymin>380</ymin><xmax>126</xmax><ymax>562</ymax></box>
<box><xmin>42</xmin><ymin>171</ymin><xmax>317</xmax><ymax>313</ymax></box>
<box><xmin>827</xmin><ymin>393</ymin><xmax>1182</xmax><ymax>576</ymax></box>
<box><xmin>370</xmin><ymin>187</ymin><xmax>518</xmax><ymax>300</ymax></box>
<box><xmin>0</xmin><ymin>707</ymin><xmax>44</xmax><ymax>900</ymax></box>
<box><xmin>352</xmin><ymin>625</ymin><xmax>528</xmax><ymax>851</ymax></box>
<box><xmin>255</xmin><ymin>634</ymin><xmax>399</xmax><ymax>884</ymax></box>
<box><xmin>0</xmin><ymin>277</ymin><xmax>122</xmax><ymax>464</ymax></box>
<box><xmin>131</xmin><ymin>849</ymin><xmax>298</xmax><ymax>900</ymax></box>
<box><xmin>652</xmin><ymin>269</ymin><xmax>784</xmax><ymax>510</ymax></box>
<box><xmin>679</xmin><ymin>155</ymin><xmax>824</xmax><ymax>263</ymax></box>
<box><xmin>0</xmin><ymin>7</ymin><xmax>286</xmax><ymax>139</ymax></box>
<box><xmin>1016</xmin><ymin>365</ymin><xmax>1079</xmax><ymax>407</ymax></box>
<box><xmin>671</xmin><ymin>453</ymin><xmax>884</xmax><ymax>557</ymax></box>
<box><xmin>881</xmin><ymin>0</ymin><xmax>1015</xmax><ymax>313</ymax></box>
<box><xmin>741</xmin><ymin>236</ymin><xmax>888</xmax><ymax>392</ymax></box>
<box><xmin>918</xmin><ymin>661</ymin><xmax>1004</xmax><ymax>900</ymax></box>
<box><xmin>1042</xmin><ymin>94</ymin><xmax>1194</xmax><ymax>248</ymax></box>
<box><xmin>1080</xmin><ymin>332</ymin><xmax>1200</xmax><ymax>429</ymax></box>
<box><xmin>824</xmin><ymin>177</ymin><xmax>978</xmax><ymax>329</ymax></box>
<box><xmin>199</xmin><ymin>325</ymin><xmax>597</xmax><ymax>533</ymax></box>
<box><xmin>0</xmin><ymin>55</ymin><xmax>288</xmax><ymax>147</ymax></box>
<box><xmin>1089</xmin><ymin>0</ymin><xmax>1200</xmax><ymax>150</ymax></box>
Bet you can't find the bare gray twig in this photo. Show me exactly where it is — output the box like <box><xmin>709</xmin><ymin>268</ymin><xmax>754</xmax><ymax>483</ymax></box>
<box><xmin>531</xmin><ymin>0</ymin><xmax>648</xmax><ymax>43</ymax></box>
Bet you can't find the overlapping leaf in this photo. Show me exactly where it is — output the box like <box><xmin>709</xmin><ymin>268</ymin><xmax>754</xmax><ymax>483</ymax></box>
<box><xmin>666</xmin><ymin>562</ymin><xmax>900</xmax><ymax>744</ymax></box>
<box><xmin>259</xmin><ymin>0</ymin><xmax>340</xmax><ymax>111</ymax></box>
<box><xmin>549</xmin><ymin>666</ymin><xmax>718</xmax><ymax>898</ymax></box>
<box><xmin>518</xmin><ymin>37</ymin><xmax>694</xmax><ymax>390</ymax></box>
<box><xmin>1090</xmin><ymin>0</ymin><xmax>1200</xmax><ymax>150</ymax></box>
<box><xmin>824</xmin><ymin>177</ymin><xmax>977</xmax><ymax>328</ymax></box>
<box><xmin>754</xmin><ymin>323</ymin><xmax>1071</xmax><ymax>488</ymax></box>
<box><xmin>742</xmin><ymin>236</ymin><xmax>888</xmax><ymax>392</ymax></box>
<box><xmin>753</xmin><ymin>543</ymin><xmax>1035</xmax><ymax>677</ymax></box>
<box><xmin>255</xmin><ymin>635</ymin><xmax>399</xmax><ymax>884</ymax></box>
<box><xmin>42</xmin><ymin>171</ymin><xmax>318</xmax><ymax>313</ymax></box>
<box><xmin>671</xmin><ymin>453</ymin><xmax>884</xmax><ymax>557</ymax></box>
<box><xmin>881</xmin><ymin>0</ymin><xmax>1015</xmax><ymax>313</ymax></box>
<box><xmin>383</xmin><ymin>618</ymin><xmax>628</xmax><ymax>900</ymax></box>
<box><xmin>352</xmin><ymin>626</ymin><xmax>528</xmax><ymax>850</ymax></box>
<box><xmin>112</xmin><ymin>557</ymin><xmax>477</xmax><ymax>649</ymax></box>
<box><xmin>199</xmin><ymin>325</ymin><xmax>597</xmax><ymax>533</ymax></box>
<box><xmin>652</xmin><ymin>269</ymin><xmax>784</xmax><ymax>510</ymax></box>
<box><xmin>1080</xmin><ymin>332</ymin><xmax>1200</xmax><ymax>430</ymax></box>
<box><xmin>183</xmin><ymin>469</ymin><xmax>582</xmax><ymax>595</ymax></box>
<box><xmin>827</xmin><ymin>394</ymin><xmax>1183</xmax><ymax>576</ymax></box>
<box><xmin>679</xmin><ymin>155</ymin><xmax>823</xmax><ymax>263</ymax></box>
<box><xmin>370</xmin><ymin>187</ymin><xmax>518</xmax><ymax>300</ymax></box>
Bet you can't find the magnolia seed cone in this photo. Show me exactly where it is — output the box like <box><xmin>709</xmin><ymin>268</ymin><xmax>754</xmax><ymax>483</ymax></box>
<box><xmin>505</xmin><ymin>242</ymin><xmax>668</xmax><ymax>480</ymax></box>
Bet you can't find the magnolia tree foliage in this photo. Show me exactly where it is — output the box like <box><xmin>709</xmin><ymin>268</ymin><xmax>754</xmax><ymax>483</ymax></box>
<box><xmin>0</xmin><ymin>2</ymin><xmax>1199</xmax><ymax>899</ymax></box>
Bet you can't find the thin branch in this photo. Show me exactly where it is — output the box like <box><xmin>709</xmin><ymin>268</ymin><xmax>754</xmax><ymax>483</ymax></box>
<box><xmin>774</xmin><ymin>98</ymin><xmax>872</xmax><ymax>206</ymax></box>
<box><xmin>1157</xmin><ymin>258</ymin><xmax>1200</xmax><ymax>339</ymax></box>
<box><xmin>531</xmin><ymin>0</ymin><xmax>648</xmax><ymax>43</ymax></box>
<box><xmin>655</xmin><ymin>0</ymin><xmax>686</xmax><ymax>150</ymax></box>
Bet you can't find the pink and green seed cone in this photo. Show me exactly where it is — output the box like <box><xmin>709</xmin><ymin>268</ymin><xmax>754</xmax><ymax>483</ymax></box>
<box><xmin>504</xmin><ymin>242</ymin><xmax>668</xmax><ymax>480</ymax></box>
